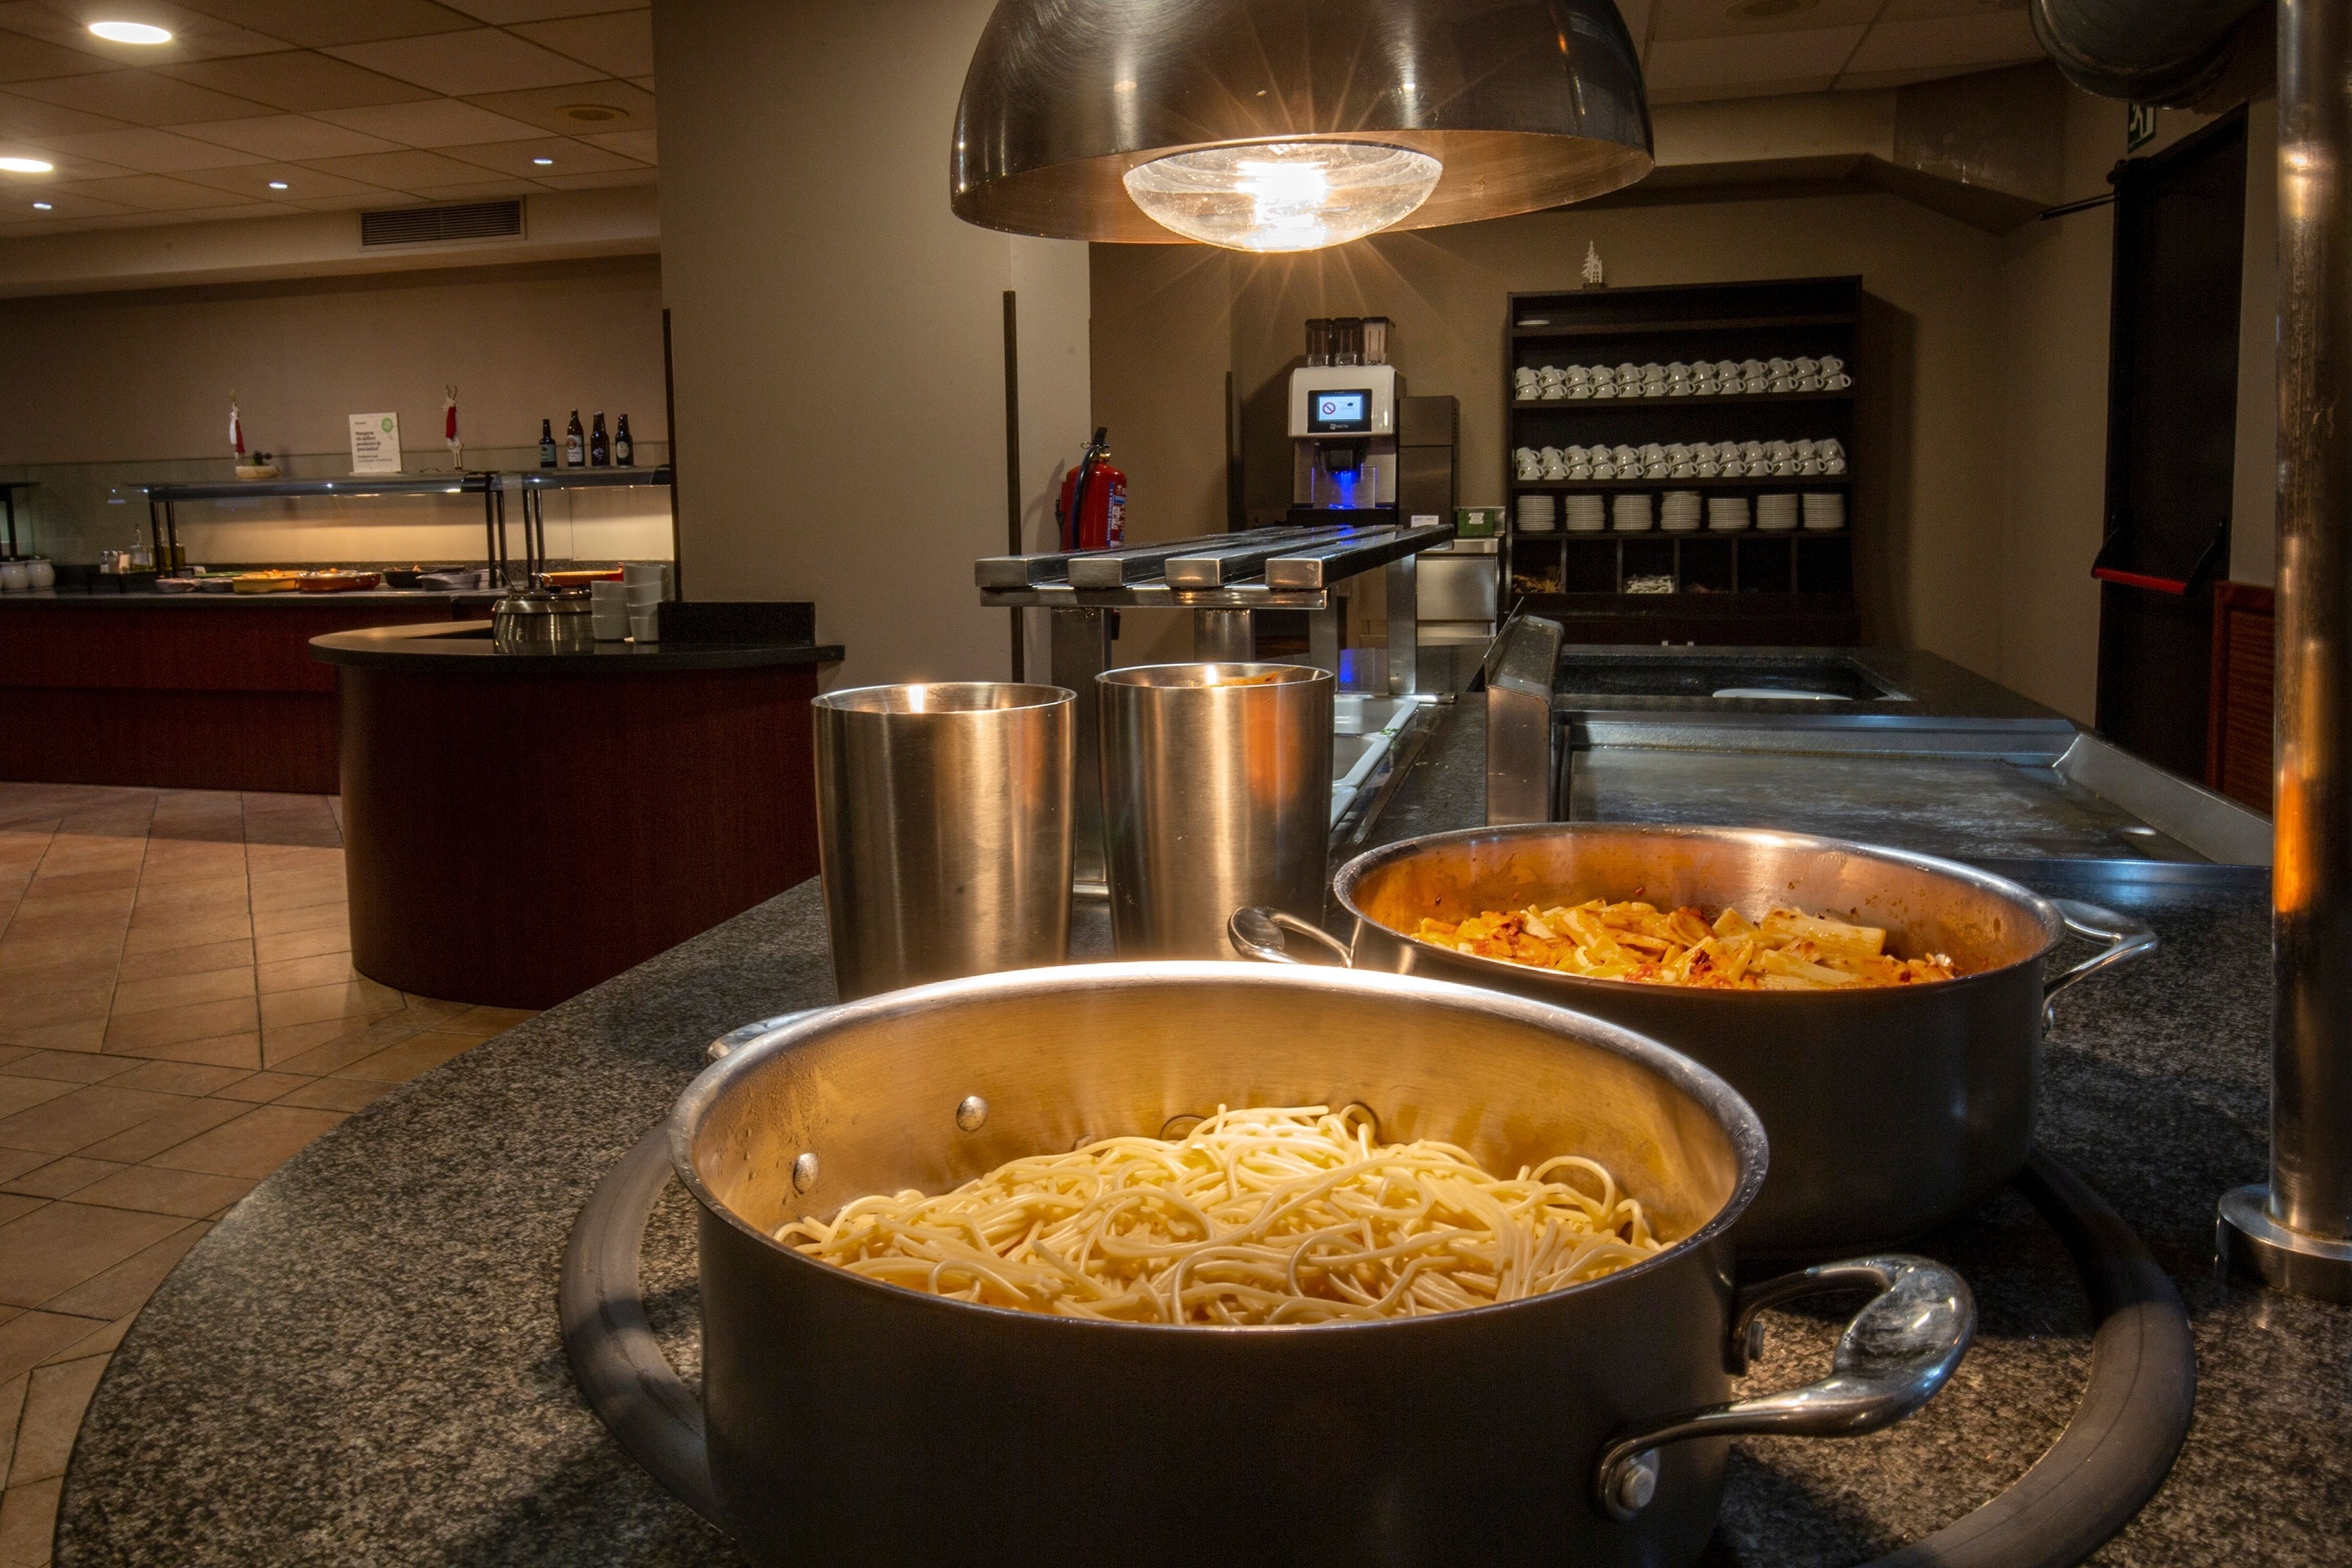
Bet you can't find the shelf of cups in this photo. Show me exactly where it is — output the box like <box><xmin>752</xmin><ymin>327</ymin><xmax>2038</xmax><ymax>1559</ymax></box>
<box><xmin>1508</xmin><ymin>476</ymin><xmax>1851</xmax><ymax>491</ymax></box>
<box><xmin>1507</xmin><ymin>313</ymin><xmax>1855</xmax><ymax>339</ymax></box>
<box><xmin>1510</xmin><ymin>389</ymin><xmax>1854</xmax><ymax>410</ymax></box>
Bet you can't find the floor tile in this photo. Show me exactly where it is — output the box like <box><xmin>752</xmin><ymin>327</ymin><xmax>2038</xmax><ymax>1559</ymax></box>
<box><xmin>252</xmin><ymin>924</ymin><xmax>349</xmax><ymax>964</ymax></box>
<box><xmin>127</xmin><ymin>878</ymin><xmax>249</xmax><ymax>920</ymax></box>
<box><xmin>38</xmin><ymin>1314</ymin><xmax>129</xmax><ymax>1368</ymax></box>
<box><xmin>0</xmin><ymin>1084</ymin><xmax>70</xmax><ymax>1124</ymax></box>
<box><xmin>100</xmin><ymin>997</ymin><xmax>258</xmax><ymax>1055</ymax></box>
<box><xmin>10</xmin><ymin>1355</ymin><xmax>106</xmax><ymax>1485</ymax></box>
<box><xmin>0</xmin><ymin>1372</ymin><xmax>24</xmax><ymax>1484</ymax></box>
<box><xmin>102</xmin><ymin>1061</ymin><xmax>250</xmax><ymax>1097</ymax></box>
<box><xmin>7</xmin><ymin>888</ymin><xmax>133</xmax><ymax>922</ymax></box>
<box><xmin>254</xmin><ymin>951</ymin><xmax>355</xmax><ymax>994</ymax></box>
<box><xmin>0</xmin><ymin>991</ymin><xmax>112</xmax><ymax>1036</ymax></box>
<box><xmin>208</xmin><ymin>1071</ymin><xmax>309</xmax><ymax>1103</ymax></box>
<box><xmin>274</xmin><ymin>1077</ymin><xmax>392</xmax><ymax>1113</ymax></box>
<box><xmin>107</xmin><ymin>966</ymin><xmax>255</xmax><ymax>1018</ymax></box>
<box><xmin>135</xmin><ymin>844</ymin><xmax>245</xmax><ymax>882</ymax></box>
<box><xmin>105</xmin><ymin>1031</ymin><xmax>261</xmax><ymax>1071</ymax></box>
<box><xmin>0</xmin><ymin>1196</ymin><xmax>43</xmax><ymax>1229</ymax></box>
<box><xmin>0</xmin><ymin>1022</ymin><xmax>105</xmax><ymax>1057</ymax></box>
<box><xmin>145</xmin><ymin>1105</ymin><xmax>345</xmax><ymax>1180</ymax></box>
<box><xmin>0</xmin><ymin>1473</ymin><xmax>61</xmax><ymax>1565</ymax></box>
<box><xmin>39</xmin><ymin>1223</ymin><xmax>207</xmax><ymax>1321</ymax></box>
<box><xmin>0</xmin><ymin>1152</ymin><xmax>48</xmax><ymax>1186</ymax></box>
<box><xmin>251</xmin><ymin>901</ymin><xmax>349</xmax><ymax>938</ymax></box>
<box><xmin>436</xmin><ymin>1005</ymin><xmax>536</xmax><ymax>1039</ymax></box>
<box><xmin>0</xmin><ymin>1313</ymin><xmax>108</xmax><ymax>1387</ymax></box>
<box><xmin>22</xmin><ymin>867</ymin><xmax>138</xmax><ymax>898</ymax></box>
<box><xmin>70</xmin><ymin>1096</ymin><xmax>248</xmax><ymax>1165</ymax></box>
<box><xmin>120</xmin><ymin>912</ymin><xmax>252</xmax><ymax>955</ymax></box>
<box><xmin>0</xmin><ymin>1160</ymin><xmax>126</xmax><ymax>1201</ymax></box>
<box><xmin>271</xmin><ymin>1020</ymin><xmax>420</xmax><ymax>1076</ymax></box>
<box><xmin>0</xmin><ymin>934</ymin><xmax>122</xmax><ymax>971</ymax></box>
<box><xmin>257</xmin><ymin>980</ymin><xmax>402</xmax><ymax>1032</ymax></box>
<box><xmin>0</xmin><ymin>1053</ymin><xmax>136</xmax><ymax>1086</ymax></box>
<box><xmin>0</xmin><ymin>1203</ymin><xmax>188</xmax><ymax>1309</ymax></box>
<box><xmin>0</xmin><ymin>1085</ymin><xmax>189</xmax><ymax>1156</ymax></box>
<box><xmin>256</xmin><ymin>1018</ymin><xmax>370</xmax><ymax>1067</ymax></box>
<box><xmin>0</xmin><ymin>959</ymin><xmax>119</xmax><ymax>1000</ymax></box>
<box><xmin>70</xmin><ymin>1165</ymin><xmax>252</xmax><ymax>1220</ymax></box>
<box><xmin>114</xmin><ymin>938</ymin><xmax>252</xmax><ymax>985</ymax></box>
<box><xmin>332</xmin><ymin>1031</ymin><xmax>479</xmax><ymax>1085</ymax></box>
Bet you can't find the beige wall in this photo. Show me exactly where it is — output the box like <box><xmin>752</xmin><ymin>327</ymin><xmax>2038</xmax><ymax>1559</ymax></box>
<box><xmin>0</xmin><ymin>254</ymin><xmax>671</xmax><ymax>564</ymax></box>
<box><xmin>654</xmin><ymin>0</ymin><xmax>1091</xmax><ymax>688</ymax></box>
<box><xmin>1093</xmin><ymin>189</ymin><xmax>2010</xmax><ymax>677</ymax></box>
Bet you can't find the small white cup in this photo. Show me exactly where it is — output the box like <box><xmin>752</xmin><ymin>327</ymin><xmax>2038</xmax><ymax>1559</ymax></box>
<box><xmin>592</xmin><ymin>608</ymin><xmax>630</xmax><ymax>641</ymax></box>
<box><xmin>0</xmin><ymin>562</ymin><xmax>24</xmax><ymax>593</ymax></box>
<box><xmin>26</xmin><ymin>559</ymin><xmax>53</xmax><ymax>590</ymax></box>
<box><xmin>621</xmin><ymin>561</ymin><xmax>667</xmax><ymax>590</ymax></box>
<box><xmin>629</xmin><ymin>608</ymin><xmax>660</xmax><ymax>643</ymax></box>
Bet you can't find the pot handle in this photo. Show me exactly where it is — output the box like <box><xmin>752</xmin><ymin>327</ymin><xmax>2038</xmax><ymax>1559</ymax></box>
<box><xmin>1227</xmin><ymin>906</ymin><xmax>1354</xmax><ymax>967</ymax></box>
<box><xmin>2041</xmin><ymin>899</ymin><xmax>2157</xmax><ymax>1028</ymax></box>
<box><xmin>706</xmin><ymin>1006</ymin><xmax>831</xmax><ymax>1060</ymax></box>
<box><xmin>1593</xmin><ymin>1254</ymin><xmax>1974</xmax><ymax>1522</ymax></box>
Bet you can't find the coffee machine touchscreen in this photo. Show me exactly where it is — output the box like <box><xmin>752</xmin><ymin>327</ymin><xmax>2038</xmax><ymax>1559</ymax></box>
<box><xmin>1308</xmin><ymin>390</ymin><xmax>1372</xmax><ymax>433</ymax></box>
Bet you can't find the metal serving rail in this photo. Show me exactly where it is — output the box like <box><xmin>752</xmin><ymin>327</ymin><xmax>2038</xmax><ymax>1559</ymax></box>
<box><xmin>978</xmin><ymin>519</ymin><xmax>1455</xmax><ymax>883</ymax></box>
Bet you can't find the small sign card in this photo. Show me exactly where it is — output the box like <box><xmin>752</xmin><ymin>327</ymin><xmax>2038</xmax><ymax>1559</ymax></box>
<box><xmin>349</xmin><ymin>412</ymin><xmax>403</xmax><ymax>474</ymax></box>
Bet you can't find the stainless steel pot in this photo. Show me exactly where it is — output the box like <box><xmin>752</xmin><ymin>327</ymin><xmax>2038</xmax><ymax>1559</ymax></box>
<box><xmin>1232</xmin><ymin>823</ymin><xmax>2155</xmax><ymax>1260</ymax></box>
<box><xmin>672</xmin><ymin>963</ymin><xmax>1971</xmax><ymax>1566</ymax></box>
<box><xmin>492</xmin><ymin>582</ymin><xmax>595</xmax><ymax>653</ymax></box>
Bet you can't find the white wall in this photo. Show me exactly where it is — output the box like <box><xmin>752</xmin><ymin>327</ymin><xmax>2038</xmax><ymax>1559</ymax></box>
<box><xmin>653</xmin><ymin>0</ymin><xmax>1090</xmax><ymax>688</ymax></box>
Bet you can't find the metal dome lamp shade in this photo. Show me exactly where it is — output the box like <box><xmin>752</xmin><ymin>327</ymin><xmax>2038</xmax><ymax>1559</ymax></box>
<box><xmin>951</xmin><ymin>0</ymin><xmax>1655</xmax><ymax>252</ymax></box>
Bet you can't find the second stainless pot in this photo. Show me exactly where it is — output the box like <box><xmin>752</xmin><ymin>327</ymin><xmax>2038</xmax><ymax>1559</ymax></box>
<box><xmin>1234</xmin><ymin>822</ymin><xmax>2155</xmax><ymax>1260</ymax></box>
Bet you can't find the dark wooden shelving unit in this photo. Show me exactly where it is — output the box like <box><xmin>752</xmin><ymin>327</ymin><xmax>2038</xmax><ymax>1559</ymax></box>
<box><xmin>1503</xmin><ymin>276</ymin><xmax>1865</xmax><ymax>645</ymax></box>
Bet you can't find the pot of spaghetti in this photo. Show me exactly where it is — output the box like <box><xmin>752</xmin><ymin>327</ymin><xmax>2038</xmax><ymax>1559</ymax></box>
<box><xmin>1231</xmin><ymin>822</ymin><xmax>2156</xmax><ymax>1260</ymax></box>
<box><xmin>672</xmin><ymin>962</ymin><xmax>1970</xmax><ymax>1566</ymax></box>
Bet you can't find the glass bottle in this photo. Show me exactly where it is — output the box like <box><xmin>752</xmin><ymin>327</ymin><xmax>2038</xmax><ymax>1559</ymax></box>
<box><xmin>589</xmin><ymin>412</ymin><xmax>611</xmax><ymax>467</ymax></box>
<box><xmin>538</xmin><ymin>419</ymin><xmax>557</xmax><ymax>468</ymax></box>
<box><xmin>614</xmin><ymin>414</ymin><xmax>634</xmax><ymax>467</ymax></box>
<box><xmin>565</xmin><ymin>410</ymin><xmax>584</xmax><ymax>467</ymax></box>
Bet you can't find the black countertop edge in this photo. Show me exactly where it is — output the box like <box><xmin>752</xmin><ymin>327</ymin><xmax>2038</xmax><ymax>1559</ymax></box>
<box><xmin>309</xmin><ymin>620</ymin><xmax>844</xmax><ymax>672</ymax></box>
<box><xmin>0</xmin><ymin>588</ymin><xmax>504</xmax><ymax>608</ymax></box>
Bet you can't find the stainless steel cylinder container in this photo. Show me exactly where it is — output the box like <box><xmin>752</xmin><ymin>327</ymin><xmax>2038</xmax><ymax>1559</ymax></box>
<box><xmin>1099</xmin><ymin>663</ymin><xmax>1333</xmax><ymax>957</ymax></box>
<box><xmin>813</xmin><ymin>683</ymin><xmax>1074</xmax><ymax>1000</ymax></box>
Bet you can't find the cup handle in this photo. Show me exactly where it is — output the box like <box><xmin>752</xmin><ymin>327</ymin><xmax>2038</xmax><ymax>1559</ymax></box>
<box><xmin>1227</xmin><ymin>907</ymin><xmax>1354</xmax><ymax>967</ymax></box>
<box><xmin>1594</xmin><ymin>1255</ymin><xmax>1974</xmax><ymax>1521</ymax></box>
<box><xmin>2041</xmin><ymin>899</ymin><xmax>2158</xmax><ymax>1028</ymax></box>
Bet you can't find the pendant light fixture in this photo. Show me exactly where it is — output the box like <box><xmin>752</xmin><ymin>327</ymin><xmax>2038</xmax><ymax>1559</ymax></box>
<box><xmin>951</xmin><ymin>0</ymin><xmax>1654</xmax><ymax>253</ymax></box>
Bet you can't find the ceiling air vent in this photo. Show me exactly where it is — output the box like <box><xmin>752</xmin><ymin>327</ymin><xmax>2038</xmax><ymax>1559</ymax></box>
<box><xmin>360</xmin><ymin>199</ymin><xmax>523</xmax><ymax>248</ymax></box>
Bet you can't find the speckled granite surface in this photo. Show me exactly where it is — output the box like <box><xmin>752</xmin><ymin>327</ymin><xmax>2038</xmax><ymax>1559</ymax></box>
<box><xmin>56</xmin><ymin>702</ymin><xmax>2349</xmax><ymax>1566</ymax></box>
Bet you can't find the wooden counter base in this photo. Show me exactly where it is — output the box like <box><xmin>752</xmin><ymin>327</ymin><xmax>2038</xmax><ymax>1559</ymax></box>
<box><xmin>339</xmin><ymin>657</ymin><xmax>824</xmax><ymax>1009</ymax></box>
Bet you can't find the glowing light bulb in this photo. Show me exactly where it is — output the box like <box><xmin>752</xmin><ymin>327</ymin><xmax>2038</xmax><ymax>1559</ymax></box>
<box><xmin>0</xmin><ymin>157</ymin><xmax>54</xmax><ymax>174</ymax></box>
<box><xmin>89</xmin><ymin>21</ymin><xmax>172</xmax><ymax>43</ymax></box>
<box><xmin>1122</xmin><ymin>141</ymin><xmax>1441</xmax><ymax>252</ymax></box>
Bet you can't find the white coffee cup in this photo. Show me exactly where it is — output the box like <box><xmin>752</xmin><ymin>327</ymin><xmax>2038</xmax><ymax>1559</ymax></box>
<box><xmin>1819</xmin><ymin>356</ymin><xmax>1845</xmax><ymax>376</ymax></box>
<box><xmin>1829</xmin><ymin>373</ymin><xmax>1853</xmax><ymax>390</ymax></box>
<box><xmin>26</xmin><ymin>559</ymin><xmax>53</xmax><ymax>590</ymax></box>
<box><xmin>0</xmin><ymin>562</ymin><xmax>24</xmax><ymax>592</ymax></box>
<box><xmin>629</xmin><ymin>608</ymin><xmax>660</xmax><ymax>643</ymax></box>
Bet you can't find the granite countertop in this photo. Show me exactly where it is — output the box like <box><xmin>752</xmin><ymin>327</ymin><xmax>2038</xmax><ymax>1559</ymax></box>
<box><xmin>56</xmin><ymin>702</ymin><xmax>2350</xmax><ymax>1566</ymax></box>
<box><xmin>309</xmin><ymin>621</ymin><xmax>845</xmax><ymax>673</ymax></box>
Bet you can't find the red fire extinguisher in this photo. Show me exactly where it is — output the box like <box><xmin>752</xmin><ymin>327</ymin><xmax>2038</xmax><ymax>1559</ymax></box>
<box><xmin>1056</xmin><ymin>427</ymin><xmax>1126</xmax><ymax>552</ymax></box>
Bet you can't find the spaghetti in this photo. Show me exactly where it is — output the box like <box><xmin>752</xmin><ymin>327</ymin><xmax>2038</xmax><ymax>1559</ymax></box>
<box><xmin>774</xmin><ymin>1104</ymin><xmax>1662</xmax><ymax>1325</ymax></box>
<box><xmin>1414</xmin><ymin>899</ymin><xmax>1958</xmax><ymax>990</ymax></box>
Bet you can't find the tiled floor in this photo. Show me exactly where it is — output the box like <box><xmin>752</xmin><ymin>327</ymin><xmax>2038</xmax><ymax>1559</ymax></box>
<box><xmin>0</xmin><ymin>782</ymin><xmax>533</xmax><ymax>1567</ymax></box>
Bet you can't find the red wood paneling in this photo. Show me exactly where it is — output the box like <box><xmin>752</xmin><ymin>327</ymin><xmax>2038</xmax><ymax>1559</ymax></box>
<box><xmin>2207</xmin><ymin>581</ymin><xmax>2274</xmax><ymax>813</ymax></box>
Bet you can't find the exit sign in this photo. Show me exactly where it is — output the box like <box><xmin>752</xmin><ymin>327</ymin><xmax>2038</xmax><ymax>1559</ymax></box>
<box><xmin>2127</xmin><ymin>104</ymin><xmax>2158</xmax><ymax>151</ymax></box>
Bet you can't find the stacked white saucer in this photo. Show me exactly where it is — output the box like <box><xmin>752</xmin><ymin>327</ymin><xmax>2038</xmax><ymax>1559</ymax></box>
<box><xmin>1707</xmin><ymin>496</ymin><xmax>1752</xmax><ymax>532</ymax></box>
<box><xmin>1756</xmin><ymin>493</ymin><xmax>1800</xmax><ymax>532</ymax></box>
<box><xmin>1660</xmin><ymin>491</ymin><xmax>1703</xmax><ymax>532</ymax></box>
<box><xmin>1564</xmin><ymin>495</ymin><xmax>1607</xmax><ymax>532</ymax></box>
<box><xmin>1802</xmin><ymin>492</ymin><xmax>1846</xmax><ymax>531</ymax></box>
<box><xmin>1517</xmin><ymin>494</ymin><xmax>1557</xmax><ymax>532</ymax></box>
<box><xmin>1610</xmin><ymin>492</ymin><xmax>1653</xmax><ymax>532</ymax></box>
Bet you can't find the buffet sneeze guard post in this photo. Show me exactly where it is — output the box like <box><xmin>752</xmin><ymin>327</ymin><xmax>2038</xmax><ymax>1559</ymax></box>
<box><xmin>2218</xmin><ymin>0</ymin><xmax>2352</xmax><ymax>1303</ymax></box>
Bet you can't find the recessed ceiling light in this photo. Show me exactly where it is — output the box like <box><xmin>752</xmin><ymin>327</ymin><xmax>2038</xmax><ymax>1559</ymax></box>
<box><xmin>89</xmin><ymin>20</ymin><xmax>172</xmax><ymax>44</ymax></box>
<box><xmin>1727</xmin><ymin>0</ymin><xmax>1815</xmax><ymax>14</ymax></box>
<box><xmin>269</xmin><ymin>180</ymin><xmax>288</xmax><ymax>189</ymax></box>
<box><xmin>559</xmin><ymin>104</ymin><xmax>621</xmax><ymax>123</ymax></box>
<box><xmin>532</xmin><ymin>157</ymin><xmax>554</xmax><ymax>165</ymax></box>
<box><xmin>0</xmin><ymin>157</ymin><xmax>52</xmax><ymax>174</ymax></box>
<box><xmin>32</xmin><ymin>202</ymin><xmax>51</xmax><ymax>210</ymax></box>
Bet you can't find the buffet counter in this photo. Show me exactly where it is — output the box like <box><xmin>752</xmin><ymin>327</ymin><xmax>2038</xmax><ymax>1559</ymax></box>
<box><xmin>0</xmin><ymin>590</ymin><xmax>497</xmax><ymax>793</ymax></box>
<box><xmin>312</xmin><ymin>621</ymin><xmax>844</xmax><ymax>1010</ymax></box>
<box><xmin>52</xmin><ymin>700</ymin><xmax>2346</xmax><ymax>1566</ymax></box>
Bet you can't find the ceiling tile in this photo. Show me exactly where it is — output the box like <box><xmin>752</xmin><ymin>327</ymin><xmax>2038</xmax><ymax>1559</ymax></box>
<box><xmin>158</xmin><ymin>50</ymin><xmax>439</xmax><ymax>113</ymax></box>
<box><xmin>58</xmin><ymin>170</ymin><xmax>243</xmax><ymax>209</ymax></box>
<box><xmin>435</xmin><ymin>0</ymin><xmax>642</xmax><ymax>21</ymax></box>
<box><xmin>0</xmin><ymin>182</ymin><xmax>136</xmax><ymax>216</ymax></box>
<box><xmin>170</xmin><ymin>0</ymin><xmax>481</xmax><ymax>47</ymax></box>
<box><xmin>1833</xmin><ymin>65</ymin><xmax>1980</xmax><ymax>91</ymax></box>
<box><xmin>309</xmin><ymin>96</ymin><xmax>542</xmax><ymax>146</ymax></box>
<box><xmin>1650</xmin><ymin>0</ymin><xmax>1885</xmax><ymax>43</ymax></box>
<box><xmin>509</xmin><ymin>10</ymin><xmax>651</xmax><ymax>78</ymax></box>
<box><xmin>0</xmin><ymin>2</ymin><xmax>285</xmax><ymax>64</ymax></box>
<box><xmin>0</xmin><ymin>140</ymin><xmax>131</xmax><ymax>178</ymax></box>
<box><xmin>7</xmin><ymin>65</ymin><xmax>268</xmax><ymax>122</ymax></box>
<box><xmin>1877</xmin><ymin>0</ymin><xmax>2033</xmax><ymax>19</ymax></box>
<box><xmin>436</xmin><ymin>132</ymin><xmax>635</xmax><ymax>178</ymax></box>
<box><xmin>295</xmin><ymin>146</ymin><xmax>488</xmax><ymax>189</ymax></box>
<box><xmin>626</xmin><ymin>74</ymin><xmax>650</xmax><ymax>93</ymax></box>
<box><xmin>324</xmin><ymin>28</ymin><xmax>604</xmax><ymax>96</ymax></box>
<box><xmin>0</xmin><ymin>30</ymin><xmax>114</xmax><ymax>82</ymax></box>
<box><xmin>165</xmin><ymin>113</ymin><xmax>403</xmax><ymax>159</ymax></box>
<box><xmin>33</xmin><ymin>123</ymin><xmax>268</xmax><ymax>171</ymax></box>
<box><xmin>532</xmin><ymin>165</ymin><xmax>651</xmax><ymax>190</ymax></box>
<box><xmin>287</xmin><ymin>188</ymin><xmax>406</xmax><ymax>210</ymax></box>
<box><xmin>1646</xmin><ymin>74</ymin><xmax>1840</xmax><ymax>105</ymax></box>
<box><xmin>578</xmin><ymin>127</ymin><xmax>650</xmax><ymax>162</ymax></box>
<box><xmin>458</xmin><ymin>78</ymin><xmax>650</xmax><ymax>136</ymax></box>
<box><xmin>171</xmin><ymin>158</ymin><xmax>387</xmax><ymax>200</ymax></box>
<box><xmin>0</xmin><ymin>86</ymin><xmax>127</xmax><ymax>135</ymax></box>
<box><xmin>402</xmin><ymin>176</ymin><xmax>546</xmax><ymax>201</ymax></box>
<box><xmin>1842</xmin><ymin>10</ymin><xmax>2039</xmax><ymax>74</ymax></box>
<box><xmin>1643</xmin><ymin>26</ymin><xmax>1866</xmax><ymax>93</ymax></box>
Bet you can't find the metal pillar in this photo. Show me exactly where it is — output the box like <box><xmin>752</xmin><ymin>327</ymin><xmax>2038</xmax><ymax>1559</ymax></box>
<box><xmin>2218</xmin><ymin>0</ymin><xmax>2352</xmax><ymax>1303</ymax></box>
<box><xmin>1049</xmin><ymin>608</ymin><xmax>1115</xmax><ymax>889</ymax></box>
<box><xmin>1386</xmin><ymin>554</ymin><xmax>1420</xmax><ymax>696</ymax></box>
<box><xmin>1193</xmin><ymin>609</ymin><xmax>1256</xmax><ymax>663</ymax></box>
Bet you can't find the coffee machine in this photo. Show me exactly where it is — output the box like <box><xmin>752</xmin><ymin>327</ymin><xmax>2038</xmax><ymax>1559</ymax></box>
<box><xmin>1290</xmin><ymin>316</ymin><xmax>1400</xmax><ymax>523</ymax></box>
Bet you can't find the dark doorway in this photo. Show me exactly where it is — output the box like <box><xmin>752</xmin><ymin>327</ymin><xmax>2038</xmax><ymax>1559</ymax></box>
<box><xmin>2094</xmin><ymin>107</ymin><xmax>2248</xmax><ymax>780</ymax></box>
